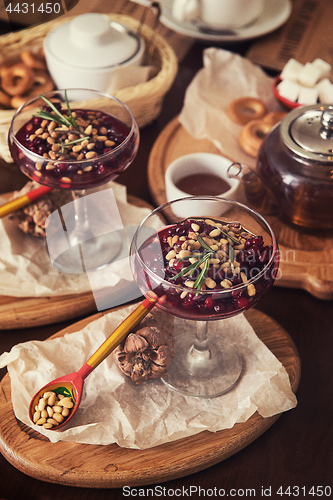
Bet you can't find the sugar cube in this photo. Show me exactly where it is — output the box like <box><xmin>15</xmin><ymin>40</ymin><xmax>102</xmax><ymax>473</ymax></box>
<box><xmin>277</xmin><ymin>79</ymin><xmax>300</xmax><ymax>102</ymax></box>
<box><xmin>312</xmin><ymin>58</ymin><xmax>332</xmax><ymax>80</ymax></box>
<box><xmin>316</xmin><ymin>78</ymin><xmax>333</xmax><ymax>102</ymax></box>
<box><xmin>280</xmin><ymin>58</ymin><xmax>304</xmax><ymax>82</ymax></box>
<box><xmin>298</xmin><ymin>86</ymin><xmax>319</xmax><ymax>105</ymax></box>
<box><xmin>298</xmin><ymin>62</ymin><xmax>322</xmax><ymax>87</ymax></box>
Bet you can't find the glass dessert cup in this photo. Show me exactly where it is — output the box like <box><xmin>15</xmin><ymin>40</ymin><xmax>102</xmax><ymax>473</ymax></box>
<box><xmin>8</xmin><ymin>89</ymin><xmax>139</xmax><ymax>273</ymax></box>
<box><xmin>130</xmin><ymin>196</ymin><xmax>279</xmax><ymax>398</ymax></box>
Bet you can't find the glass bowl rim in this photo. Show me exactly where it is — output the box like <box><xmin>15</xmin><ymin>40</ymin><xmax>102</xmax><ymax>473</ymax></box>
<box><xmin>131</xmin><ymin>195</ymin><xmax>279</xmax><ymax>297</ymax></box>
<box><xmin>8</xmin><ymin>88</ymin><xmax>138</xmax><ymax>165</ymax></box>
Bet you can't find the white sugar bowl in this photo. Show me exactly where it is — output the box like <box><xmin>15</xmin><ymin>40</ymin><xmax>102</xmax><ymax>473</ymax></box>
<box><xmin>43</xmin><ymin>13</ymin><xmax>145</xmax><ymax>93</ymax></box>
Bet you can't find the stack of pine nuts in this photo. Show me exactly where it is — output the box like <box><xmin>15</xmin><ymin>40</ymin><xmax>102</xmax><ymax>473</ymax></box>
<box><xmin>33</xmin><ymin>391</ymin><xmax>74</xmax><ymax>429</ymax></box>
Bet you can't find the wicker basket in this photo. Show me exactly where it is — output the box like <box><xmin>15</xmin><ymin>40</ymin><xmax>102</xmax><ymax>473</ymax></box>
<box><xmin>0</xmin><ymin>13</ymin><xmax>178</xmax><ymax>163</ymax></box>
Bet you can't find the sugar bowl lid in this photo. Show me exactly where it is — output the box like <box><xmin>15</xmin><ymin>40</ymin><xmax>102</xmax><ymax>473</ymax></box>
<box><xmin>280</xmin><ymin>104</ymin><xmax>333</xmax><ymax>164</ymax></box>
<box><xmin>44</xmin><ymin>13</ymin><xmax>143</xmax><ymax>69</ymax></box>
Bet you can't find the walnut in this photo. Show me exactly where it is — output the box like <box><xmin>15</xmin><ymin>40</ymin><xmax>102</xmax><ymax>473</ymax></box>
<box><xmin>114</xmin><ymin>324</ymin><xmax>175</xmax><ymax>384</ymax></box>
<box><xmin>9</xmin><ymin>181</ymin><xmax>71</xmax><ymax>238</ymax></box>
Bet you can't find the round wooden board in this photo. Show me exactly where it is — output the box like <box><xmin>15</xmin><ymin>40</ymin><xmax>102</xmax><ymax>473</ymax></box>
<box><xmin>148</xmin><ymin>116</ymin><xmax>333</xmax><ymax>300</ymax></box>
<box><xmin>0</xmin><ymin>308</ymin><xmax>300</xmax><ymax>488</ymax></box>
<box><xmin>0</xmin><ymin>194</ymin><xmax>153</xmax><ymax>329</ymax></box>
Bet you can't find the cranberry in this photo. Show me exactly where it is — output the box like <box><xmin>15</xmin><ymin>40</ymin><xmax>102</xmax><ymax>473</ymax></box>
<box><xmin>173</xmin><ymin>260</ymin><xmax>184</xmax><ymax>271</ymax></box>
<box><xmin>37</xmin><ymin>144</ymin><xmax>46</xmax><ymax>155</ymax></box>
<box><xmin>32</xmin><ymin>116</ymin><xmax>43</xmax><ymax>126</ymax></box>
<box><xmin>231</xmin><ymin>288</ymin><xmax>243</xmax><ymax>300</ymax></box>
<box><xmin>259</xmin><ymin>245</ymin><xmax>273</xmax><ymax>264</ymax></box>
<box><xmin>245</xmin><ymin>246</ymin><xmax>261</xmax><ymax>266</ymax></box>
<box><xmin>175</xmin><ymin>226</ymin><xmax>187</xmax><ymax>236</ymax></box>
<box><xmin>204</xmin><ymin>296</ymin><xmax>214</xmax><ymax>309</ymax></box>
<box><xmin>97</xmin><ymin>165</ymin><xmax>105</xmax><ymax>175</ymax></box>
<box><xmin>237</xmin><ymin>297</ymin><xmax>249</xmax><ymax>309</ymax></box>
<box><xmin>94</xmin><ymin>141</ymin><xmax>104</xmax><ymax>152</ymax></box>
<box><xmin>251</xmin><ymin>236</ymin><xmax>264</xmax><ymax>247</ymax></box>
<box><xmin>55</xmin><ymin>163</ymin><xmax>67</xmax><ymax>175</ymax></box>
<box><xmin>213</xmin><ymin>303</ymin><xmax>225</xmax><ymax>313</ymax></box>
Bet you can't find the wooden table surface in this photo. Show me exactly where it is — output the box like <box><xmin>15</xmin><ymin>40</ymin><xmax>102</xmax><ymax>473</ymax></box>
<box><xmin>0</xmin><ymin>1</ymin><xmax>332</xmax><ymax>499</ymax></box>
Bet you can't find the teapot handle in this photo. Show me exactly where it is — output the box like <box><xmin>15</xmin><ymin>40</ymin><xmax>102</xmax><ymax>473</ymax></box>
<box><xmin>227</xmin><ymin>162</ymin><xmax>280</xmax><ymax>216</ymax></box>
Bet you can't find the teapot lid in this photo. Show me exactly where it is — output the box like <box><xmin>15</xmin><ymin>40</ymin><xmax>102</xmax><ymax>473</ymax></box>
<box><xmin>44</xmin><ymin>13</ymin><xmax>142</xmax><ymax>69</ymax></box>
<box><xmin>280</xmin><ymin>104</ymin><xmax>333</xmax><ymax>163</ymax></box>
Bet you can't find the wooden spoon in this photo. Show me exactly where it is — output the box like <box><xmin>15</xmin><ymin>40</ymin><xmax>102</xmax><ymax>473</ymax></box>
<box><xmin>29</xmin><ymin>292</ymin><xmax>166</xmax><ymax>430</ymax></box>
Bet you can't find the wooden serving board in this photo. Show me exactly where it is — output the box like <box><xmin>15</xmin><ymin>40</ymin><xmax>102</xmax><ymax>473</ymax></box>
<box><xmin>0</xmin><ymin>308</ymin><xmax>300</xmax><ymax>488</ymax></box>
<box><xmin>0</xmin><ymin>194</ymin><xmax>153</xmax><ymax>329</ymax></box>
<box><xmin>148</xmin><ymin>116</ymin><xmax>333</xmax><ymax>300</ymax></box>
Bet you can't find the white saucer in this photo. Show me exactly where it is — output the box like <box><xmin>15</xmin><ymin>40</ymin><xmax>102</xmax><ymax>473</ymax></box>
<box><xmin>132</xmin><ymin>0</ymin><xmax>292</xmax><ymax>42</ymax></box>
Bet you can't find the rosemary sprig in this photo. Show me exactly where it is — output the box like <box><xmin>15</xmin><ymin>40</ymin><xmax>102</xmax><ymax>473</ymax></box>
<box><xmin>59</xmin><ymin>135</ymin><xmax>90</xmax><ymax>154</ymax></box>
<box><xmin>197</xmin><ymin>234</ymin><xmax>214</xmax><ymax>251</ymax></box>
<box><xmin>64</xmin><ymin>90</ymin><xmax>78</xmax><ymax>129</ymax></box>
<box><xmin>33</xmin><ymin>92</ymin><xmax>78</xmax><ymax>130</ymax></box>
<box><xmin>171</xmin><ymin>253</ymin><xmax>209</xmax><ymax>281</ymax></box>
<box><xmin>219</xmin><ymin>229</ymin><xmax>240</xmax><ymax>245</ymax></box>
<box><xmin>229</xmin><ymin>245</ymin><xmax>235</xmax><ymax>270</ymax></box>
<box><xmin>170</xmin><ymin>234</ymin><xmax>215</xmax><ymax>294</ymax></box>
<box><xmin>193</xmin><ymin>257</ymin><xmax>210</xmax><ymax>292</ymax></box>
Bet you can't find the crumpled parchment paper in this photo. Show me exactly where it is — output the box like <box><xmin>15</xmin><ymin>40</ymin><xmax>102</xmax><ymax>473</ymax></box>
<box><xmin>0</xmin><ymin>181</ymin><xmax>152</xmax><ymax>300</ymax></box>
<box><xmin>0</xmin><ymin>304</ymin><xmax>297</xmax><ymax>449</ymax></box>
<box><xmin>179</xmin><ymin>47</ymin><xmax>284</xmax><ymax>168</ymax></box>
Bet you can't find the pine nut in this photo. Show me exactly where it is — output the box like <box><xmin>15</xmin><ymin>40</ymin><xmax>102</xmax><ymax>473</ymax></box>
<box><xmin>62</xmin><ymin>407</ymin><xmax>70</xmax><ymax>417</ymax></box>
<box><xmin>47</xmin><ymin>418</ymin><xmax>59</xmax><ymax>426</ymax></box>
<box><xmin>178</xmin><ymin>250</ymin><xmax>192</xmax><ymax>259</ymax></box>
<box><xmin>33</xmin><ymin>410</ymin><xmax>41</xmax><ymax>423</ymax></box>
<box><xmin>166</xmin><ymin>250</ymin><xmax>176</xmax><ymax>260</ymax></box>
<box><xmin>58</xmin><ymin>397</ymin><xmax>74</xmax><ymax>408</ymax></box>
<box><xmin>34</xmin><ymin>391</ymin><xmax>74</xmax><ymax>428</ymax></box>
<box><xmin>85</xmin><ymin>151</ymin><xmax>98</xmax><ymax>159</ymax></box>
<box><xmin>185</xmin><ymin>280</ymin><xmax>195</xmax><ymax>288</ymax></box>
<box><xmin>38</xmin><ymin>398</ymin><xmax>46</xmax><ymax>411</ymax></box>
<box><xmin>209</xmin><ymin>228</ymin><xmax>221</xmax><ymax>238</ymax></box>
<box><xmin>43</xmin><ymin>423</ymin><xmax>53</xmax><ymax>429</ymax></box>
<box><xmin>84</xmin><ymin>124</ymin><xmax>92</xmax><ymax>135</ymax></box>
<box><xmin>204</xmin><ymin>277</ymin><xmax>216</xmax><ymax>289</ymax></box>
<box><xmin>46</xmin><ymin>406</ymin><xmax>54</xmax><ymax>417</ymax></box>
<box><xmin>247</xmin><ymin>284</ymin><xmax>256</xmax><ymax>296</ymax></box>
<box><xmin>53</xmin><ymin>413</ymin><xmax>64</xmax><ymax>423</ymax></box>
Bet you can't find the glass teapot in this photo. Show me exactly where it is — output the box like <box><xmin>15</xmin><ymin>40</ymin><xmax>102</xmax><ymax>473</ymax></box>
<box><xmin>229</xmin><ymin>104</ymin><xmax>333</xmax><ymax>230</ymax></box>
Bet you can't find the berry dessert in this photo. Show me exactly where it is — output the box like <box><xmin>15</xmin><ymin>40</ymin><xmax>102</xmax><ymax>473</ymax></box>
<box><xmin>9</xmin><ymin>93</ymin><xmax>138</xmax><ymax>189</ymax></box>
<box><xmin>135</xmin><ymin>217</ymin><xmax>278</xmax><ymax>321</ymax></box>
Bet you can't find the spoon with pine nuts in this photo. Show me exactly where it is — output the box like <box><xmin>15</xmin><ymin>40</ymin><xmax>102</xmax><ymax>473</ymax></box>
<box><xmin>29</xmin><ymin>292</ymin><xmax>166</xmax><ymax>430</ymax></box>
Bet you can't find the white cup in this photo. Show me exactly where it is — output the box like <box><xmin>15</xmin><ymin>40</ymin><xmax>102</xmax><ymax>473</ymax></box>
<box><xmin>165</xmin><ymin>153</ymin><xmax>240</xmax><ymax>218</ymax></box>
<box><xmin>172</xmin><ymin>0</ymin><xmax>264</xmax><ymax>30</ymax></box>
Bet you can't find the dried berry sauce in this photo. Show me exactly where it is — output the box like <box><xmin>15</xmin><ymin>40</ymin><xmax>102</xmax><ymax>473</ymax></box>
<box><xmin>135</xmin><ymin>217</ymin><xmax>278</xmax><ymax>321</ymax></box>
<box><xmin>11</xmin><ymin>108</ymin><xmax>138</xmax><ymax>189</ymax></box>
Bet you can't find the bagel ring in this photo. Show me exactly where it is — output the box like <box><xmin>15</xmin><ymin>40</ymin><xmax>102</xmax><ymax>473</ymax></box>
<box><xmin>20</xmin><ymin>50</ymin><xmax>47</xmax><ymax>70</ymax></box>
<box><xmin>228</xmin><ymin>97</ymin><xmax>267</xmax><ymax>126</ymax></box>
<box><xmin>1</xmin><ymin>63</ymin><xmax>34</xmax><ymax>96</ymax></box>
<box><xmin>0</xmin><ymin>89</ymin><xmax>11</xmax><ymax>108</ymax></box>
<box><xmin>27</xmin><ymin>70</ymin><xmax>54</xmax><ymax>97</ymax></box>
<box><xmin>10</xmin><ymin>70</ymin><xmax>54</xmax><ymax>108</ymax></box>
<box><xmin>238</xmin><ymin>119</ymin><xmax>272</xmax><ymax>158</ymax></box>
<box><xmin>263</xmin><ymin>111</ymin><xmax>287</xmax><ymax>127</ymax></box>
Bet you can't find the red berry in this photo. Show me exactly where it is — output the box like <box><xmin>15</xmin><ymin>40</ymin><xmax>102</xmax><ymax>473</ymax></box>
<box><xmin>204</xmin><ymin>297</ymin><xmax>214</xmax><ymax>309</ymax></box>
<box><xmin>237</xmin><ymin>297</ymin><xmax>249</xmax><ymax>309</ymax></box>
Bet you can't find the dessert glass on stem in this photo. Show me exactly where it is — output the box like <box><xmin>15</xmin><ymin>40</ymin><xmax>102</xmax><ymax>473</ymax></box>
<box><xmin>130</xmin><ymin>196</ymin><xmax>279</xmax><ymax>398</ymax></box>
<box><xmin>8</xmin><ymin>89</ymin><xmax>139</xmax><ymax>273</ymax></box>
